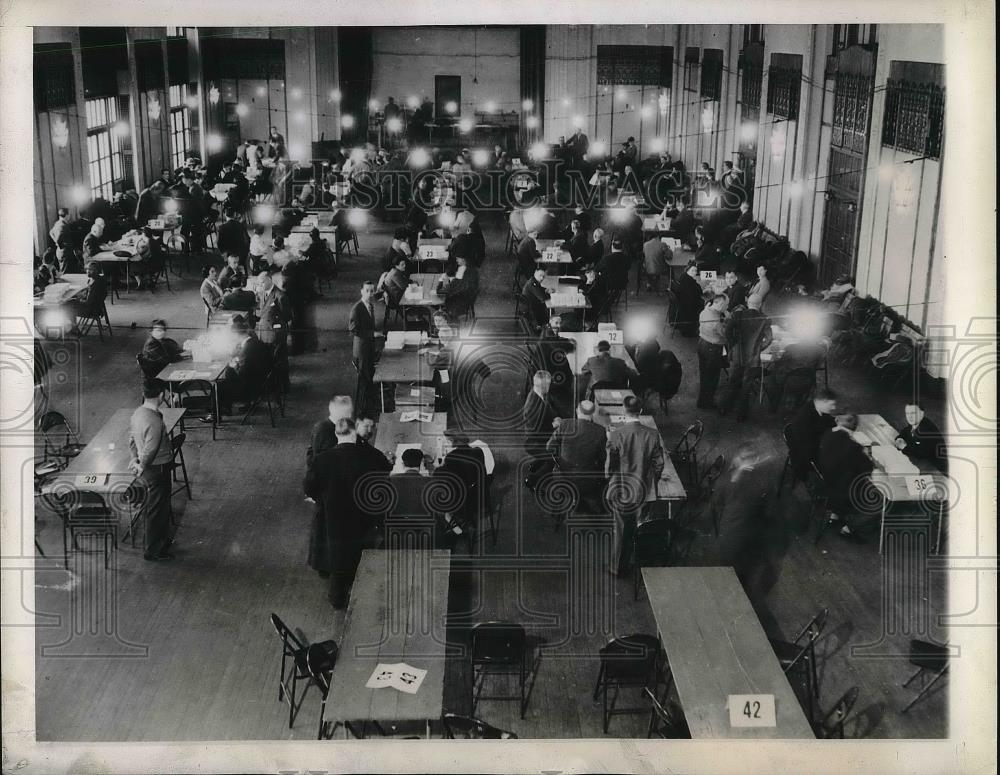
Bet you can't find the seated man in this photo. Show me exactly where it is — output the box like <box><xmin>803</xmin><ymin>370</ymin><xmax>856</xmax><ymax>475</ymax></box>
<box><xmin>894</xmin><ymin>402</ymin><xmax>947</xmax><ymax>472</ymax></box>
<box><xmin>516</xmin><ymin>229</ymin><xmax>542</xmax><ymax>280</ymax></box>
<box><xmin>377</xmin><ymin>254</ymin><xmax>411</xmax><ymax>307</ymax></box>
<box><xmin>818</xmin><ymin>413</ymin><xmax>880</xmax><ymax>540</ymax></box>
<box><xmin>642</xmin><ymin>233</ymin><xmax>672</xmax><ymax>292</ymax></box>
<box><xmin>521</xmin><ymin>266</ymin><xmax>551</xmax><ymax>331</ymax></box>
<box><xmin>596</xmin><ymin>238</ymin><xmax>630</xmax><ymax>292</ymax></box>
<box><xmin>218</xmin><ymin>252</ymin><xmax>249</xmax><ymax>291</ymax></box>
<box><xmin>723</xmin><ymin>269</ymin><xmax>748</xmax><ymax>311</ymax></box>
<box><xmin>140</xmin><ymin>319</ymin><xmax>188</xmax><ymax>378</ymax></box>
<box><xmin>580</xmin><ymin>339</ymin><xmax>638</xmax><ymax>398</ymax></box>
<box><xmin>219</xmin><ymin>316</ymin><xmax>271</xmax><ymax>413</ymax></box>
<box><xmin>383</xmin><ymin>228</ymin><xmax>412</xmax><ymax>273</ymax></box>
<box><xmin>66</xmin><ymin>263</ymin><xmax>109</xmax><ymax>331</ymax></box>
<box><xmin>536</xmin><ymin>315</ymin><xmax>576</xmax><ymax>416</ymax></box>
<box><xmin>437</xmin><ymin>255</ymin><xmax>479</xmax><ymax>319</ymax></box>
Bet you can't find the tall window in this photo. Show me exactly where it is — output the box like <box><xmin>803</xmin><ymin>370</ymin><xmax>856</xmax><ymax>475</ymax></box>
<box><xmin>832</xmin><ymin>24</ymin><xmax>877</xmax><ymax>53</ymax></box>
<box><xmin>168</xmin><ymin>84</ymin><xmax>191</xmax><ymax>169</ymax></box>
<box><xmin>85</xmin><ymin>96</ymin><xmax>125</xmax><ymax>200</ymax></box>
<box><xmin>766</xmin><ymin>53</ymin><xmax>803</xmax><ymax>120</ymax></box>
<box><xmin>881</xmin><ymin>61</ymin><xmax>944</xmax><ymax>160</ymax></box>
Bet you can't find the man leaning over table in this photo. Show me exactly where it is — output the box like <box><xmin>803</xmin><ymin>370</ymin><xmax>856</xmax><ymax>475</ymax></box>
<box><xmin>129</xmin><ymin>379</ymin><xmax>175</xmax><ymax>561</ymax></box>
<box><xmin>606</xmin><ymin>396</ymin><xmax>664</xmax><ymax>577</ymax></box>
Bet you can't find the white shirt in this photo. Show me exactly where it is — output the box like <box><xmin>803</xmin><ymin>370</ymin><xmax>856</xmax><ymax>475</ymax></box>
<box><xmin>249</xmin><ymin>234</ymin><xmax>269</xmax><ymax>257</ymax></box>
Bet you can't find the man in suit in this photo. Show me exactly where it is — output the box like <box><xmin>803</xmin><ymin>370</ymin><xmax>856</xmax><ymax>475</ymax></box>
<box><xmin>546</xmin><ymin>399</ymin><xmax>608</xmax><ymax>514</ymax></box>
<box><xmin>140</xmin><ymin>319</ymin><xmax>188</xmax><ymax>378</ymax></box>
<box><xmin>385</xmin><ymin>448</ymin><xmax>444</xmax><ymax>549</ymax></box>
<box><xmin>668</xmin><ymin>197</ymin><xmax>697</xmax><ymax>250</ymax></box>
<box><xmin>304</xmin><ymin>417</ymin><xmax>392</xmax><ymax>607</ymax></box>
<box><xmin>437</xmin><ymin>255</ymin><xmax>479</xmax><ymax>319</ymax></box>
<box><xmin>606</xmin><ymin>396</ymin><xmax>664</xmax><ymax>576</ymax></box>
<box><xmin>567</xmin><ymin>127</ymin><xmax>589</xmax><ymax>168</ymax></box>
<box><xmin>718</xmin><ymin>295</ymin><xmax>773</xmax><ymax>420</ymax></box>
<box><xmin>522</xmin><ymin>370</ymin><xmax>561</xmax><ymax>490</ymax></box>
<box><xmin>349</xmin><ymin>281</ymin><xmax>382</xmax><ymax>416</ymax></box>
<box><xmin>382</xmin><ymin>229</ymin><xmax>412</xmax><ymax>272</ymax></box>
<box><xmin>516</xmin><ymin>229</ymin><xmax>542</xmax><ymax>280</ymax></box>
<box><xmin>521</xmin><ymin>266</ymin><xmax>551</xmax><ymax>331</ymax></box>
<box><xmin>596</xmin><ymin>238</ymin><xmax>630</xmax><ymax>292</ymax></box>
<box><xmin>220</xmin><ymin>316</ymin><xmax>271</xmax><ymax>413</ymax></box>
<box><xmin>818</xmin><ymin>413</ymin><xmax>879</xmax><ymax>540</ymax></box>
<box><xmin>564</xmin><ymin>219</ymin><xmax>589</xmax><ymax>264</ymax></box>
<box><xmin>894</xmin><ymin>402</ymin><xmax>947</xmax><ymax>472</ymax></box>
<box><xmin>377</xmin><ymin>254</ymin><xmax>411</xmax><ymax>308</ymax></box>
<box><xmin>216</xmin><ymin>208</ymin><xmax>250</xmax><ymax>264</ymax></box>
<box><xmin>581</xmin><ymin>340</ymin><xmax>637</xmax><ymax>397</ymax></box>
<box><xmin>49</xmin><ymin>207</ymin><xmax>75</xmax><ymax>272</ymax></box>
<box><xmin>536</xmin><ymin>315</ymin><xmax>576</xmax><ymax>416</ymax></box>
<box><xmin>581</xmin><ymin>267</ymin><xmax>609</xmax><ymax>327</ymax></box>
<box><xmin>256</xmin><ymin>270</ymin><xmax>292</xmax><ymax>348</ymax></box>
<box><xmin>434</xmin><ymin>431</ymin><xmax>487</xmax><ymax>546</ymax></box>
<box><xmin>307</xmin><ymin>395</ymin><xmax>353</xmax><ymax>466</ymax></box>
<box><xmin>785</xmin><ymin>389</ymin><xmax>838</xmax><ymax>482</ymax></box>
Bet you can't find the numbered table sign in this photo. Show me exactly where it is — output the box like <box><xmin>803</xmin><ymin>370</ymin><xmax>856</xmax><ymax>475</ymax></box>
<box><xmin>700</xmin><ymin>270</ymin><xmax>718</xmax><ymax>281</ymax></box>
<box><xmin>728</xmin><ymin>694</ymin><xmax>776</xmax><ymax>728</ymax></box>
<box><xmin>75</xmin><ymin>474</ymin><xmax>109</xmax><ymax>488</ymax></box>
<box><xmin>603</xmin><ymin>329</ymin><xmax>624</xmax><ymax>345</ymax></box>
<box><xmin>905</xmin><ymin>475</ymin><xmax>942</xmax><ymax>499</ymax></box>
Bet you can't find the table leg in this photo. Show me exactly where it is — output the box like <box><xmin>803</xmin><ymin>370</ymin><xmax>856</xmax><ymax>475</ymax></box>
<box><xmin>879</xmin><ymin>500</ymin><xmax>888</xmax><ymax>554</ymax></box>
<box><xmin>213</xmin><ymin>381</ymin><xmax>220</xmax><ymax>440</ymax></box>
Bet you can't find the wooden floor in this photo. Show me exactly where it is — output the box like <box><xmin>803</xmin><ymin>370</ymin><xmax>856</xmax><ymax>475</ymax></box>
<box><xmin>34</xmin><ymin>212</ymin><xmax>948</xmax><ymax>740</ymax></box>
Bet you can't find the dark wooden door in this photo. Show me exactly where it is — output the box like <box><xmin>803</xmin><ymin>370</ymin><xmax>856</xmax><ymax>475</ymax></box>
<box><xmin>434</xmin><ymin>75</ymin><xmax>461</xmax><ymax>120</ymax></box>
<box><xmin>819</xmin><ymin>44</ymin><xmax>877</xmax><ymax>284</ymax></box>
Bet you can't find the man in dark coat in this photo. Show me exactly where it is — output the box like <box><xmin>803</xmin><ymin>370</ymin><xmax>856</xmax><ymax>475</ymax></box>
<box><xmin>580</xmin><ymin>340</ymin><xmax>637</xmax><ymax>397</ymax></box>
<box><xmin>521</xmin><ymin>267</ymin><xmax>551</xmax><ymax>331</ymax></box>
<box><xmin>219</xmin><ymin>316</ymin><xmax>271</xmax><ymax>413</ymax></box>
<box><xmin>304</xmin><ymin>417</ymin><xmax>392</xmax><ymax>607</ymax></box>
<box><xmin>433</xmin><ymin>432</ymin><xmax>487</xmax><ymax>546</ymax></box>
<box><xmin>522</xmin><ymin>370</ymin><xmax>561</xmax><ymax>490</ymax></box>
<box><xmin>894</xmin><ymin>403</ymin><xmax>947</xmax><ymax>472</ymax></box>
<box><xmin>536</xmin><ymin>315</ymin><xmax>576</xmax><ymax>416</ymax></box>
<box><xmin>672</xmin><ymin>263</ymin><xmax>705</xmax><ymax>337</ymax></box>
<box><xmin>785</xmin><ymin>390</ymin><xmax>838</xmax><ymax>482</ymax></box>
<box><xmin>818</xmin><ymin>414</ymin><xmax>879</xmax><ymax>539</ymax></box>
<box><xmin>140</xmin><ymin>319</ymin><xmax>188</xmax><ymax>378</ymax></box>
<box><xmin>718</xmin><ymin>295</ymin><xmax>773</xmax><ymax>420</ymax></box>
<box><xmin>349</xmin><ymin>281</ymin><xmax>382</xmax><ymax>416</ymax></box>
<box><xmin>216</xmin><ymin>208</ymin><xmax>250</xmax><ymax>263</ymax></box>
<box><xmin>545</xmin><ymin>399</ymin><xmax>608</xmax><ymax>513</ymax></box>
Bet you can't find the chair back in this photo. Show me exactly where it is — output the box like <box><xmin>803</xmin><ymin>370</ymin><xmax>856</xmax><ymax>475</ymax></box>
<box><xmin>633</xmin><ymin>518</ymin><xmax>672</xmax><ymax>568</ymax></box>
<box><xmin>442</xmin><ymin>713</ymin><xmax>517</xmax><ymax>739</ymax></box>
<box><xmin>269</xmin><ymin>613</ymin><xmax>306</xmax><ymax>657</ymax></box>
<box><xmin>38</xmin><ymin>410</ymin><xmax>73</xmax><ymax>436</ymax></box>
<box><xmin>599</xmin><ymin>634</ymin><xmax>659</xmax><ymax>683</ymax></box>
<box><xmin>783</xmin><ymin>367</ymin><xmax>817</xmax><ymax>403</ymax></box>
<box><xmin>672</xmin><ymin>420</ymin><xmax>704</xmax><ymax>457</ymax></box>
<box><xmin>176</xmin><ymin>379</ymin><xmax>214</xmax><ymax>411</ymax></box>
<box><xmin>696</xmin><ymin>454</ymin><xmax>726</xmax><ymax>501</ymax></box>
<box><xmin>170</xmin><ymin>432</ymin><xmax>186</xmax><ymax>456</ymax></box>
<box><xmin>136</xmin><ymin>353</ymin><xmax>160</xmax><ymax>380</ymax></box>
<box><xmin>805</xmin><ymin>462</ymin><xmax>828</xmax><ymax>502</ymax></box>
<box><xmin>783</xmin><ymin>607</ymin><xmax>830</xmax><ymax>674</ymax></box>
<box><xmin>305</xmin><ymin>643</ymin><xmax>333</xmax><ymax>695</ymax></box>
<box><xmin>815</xmin><ymin>686</ymin><xmax>859</xmax><ymax>739</ymax></box>
<box><xmin>470</xmin><ymin>621</ymin><xmax>525</xmax><ymax>666</ymax></box>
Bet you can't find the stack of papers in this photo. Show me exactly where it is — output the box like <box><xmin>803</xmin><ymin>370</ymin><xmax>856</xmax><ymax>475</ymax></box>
<box><xmin>404</xmin><ymin>285</ymin><xmax>424</xmax><ymax>300</ymax></box>
<box><xmin>399</xmin><ymin>410</ymin><xmax>434</xmax><ymax>423</ymax></box>
<box><xmin>384</xmin><ymin>332</ymin><xmax>406</xmax><ymax>350</ymax></box>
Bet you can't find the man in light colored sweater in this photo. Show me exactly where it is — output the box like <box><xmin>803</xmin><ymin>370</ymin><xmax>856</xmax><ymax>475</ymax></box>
<box><xmin>129</xmin><ymin>379</ymin><xmax>175</xmax><ymax>561</ymax></box>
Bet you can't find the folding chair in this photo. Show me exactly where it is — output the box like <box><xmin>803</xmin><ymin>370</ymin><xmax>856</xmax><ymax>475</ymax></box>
<box><xmin>61</xmin><ymin>496</ymin><xmax>117</xmax><ymax>569</ymax></box>
<box><xmin>663</xmin><ymin>289</ymin><xmax>681</xmax><ymax>338</ymax></box>
<box><xmin>268</xmin><ymin>613</ymin><xmax>338</xmax><ymax>729</ymax></box>
<box><xmin>812</xmin><ymin>686</ymin><xmax>859</xmax><ymax>738</ymax></box>
<box><xmin>769</xmin><ymin>607</ymin><xmax>829</xmax><ymax>721</ymax></box>
<box><xmin>441</xmin><ymin>713</ymin><xmax>517</xmax><ymax>739</ymax></box>
<box><xmin>632</xmin><ymin>518</ymin><xmax>672</xmax><ymax>601</ymax></box>
<box><xmin>645</xmin><ymin>686</ymin><xmax>690</xmax><ymax>738</ymax></box>
<box><xmin>470</xmin><ymin>621</ymin><xmax>530</xmax><ymax>719</ymax></box>
<box><xmin>38</xmin><ymin>410</ymin><xmax>84</xmax><ymax>468</ymax></box>
<box><xmin>77</xmin><ymin>301</ymin><xmax>113</xmax><ymax>341</ymax></box>
<box><xmin>695</xmin><ymin>454</ymin><xmax>726</xmax><ymax>536</ymax></box>
<box><xmin>592</xmin><ymin>634</ymin><xmax>665</xmax><ymax>733</ymax></box>
<box><xmin>307</xmin><ymin>642</ymin><xmax>355</xmax><ymax>740</ymax></box>
<box><xmin>901</xmin><ymin>640</ymin><xmax>950</xmax><ymax>713</ymax></box>
<box><xmin>241</xmin><ymin>365</ymin><xmax>283</xmax><ymax>427</ymax></box>
<box><xmin>175</xmin><ymin>379</ymin><xmax>218</xmax><ymax>440</ymax></box>
<box><xmin>805</xmin><ymin>462</ymin><xmax>832</xmax><ymax>544</ymax></box>
<box><xmin>669</xmin><ymin>420</ymin><xmax>704</xmax><ymax>486</ymax></box>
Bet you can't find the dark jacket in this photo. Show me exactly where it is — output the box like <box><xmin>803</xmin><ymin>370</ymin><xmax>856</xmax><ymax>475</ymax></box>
<box><xmin>546</xmin><ymin>417</ymin><xmax>607</xmax><ymax>474</ymax></box>
<box><xmin>581</xmin><ymin>352</ymin><xmax>635</xmax><ymax>388</ymax></box>
<box><xmin>140</xmin><ymin>335</ymin><xmax>184</xmax><ymax>376</ymax></box>
<box><xmin>522</xmin><ymin>390</ymin><xmax>559</xmax><ymax>454</ymax></box>
<box><xmin>818</xmin><ymin>428</ymin><xmax>875</xmax><ymax>515</ymax></box>
<box><xmin>725</xmin><ymin>306</ymin><xmax>773</xmax><ymax>369</ymax></box>
<box><xmin>786</xmin><ymin>403</ymin><xmax>836</xmax><ymax>479</ymax></box>
<box><xmin>218</xmin><ymin>219</ymin><xmax>250</xmax><ymax>259</ymax></box>
<box><xmin>596</xmin><ymin>250</ymin><xmax>630</xmax><ymax>290</ymax></box>
<box><xmin>348</xmin><ymin>299</ymin><xmax>379</xmax><ymax>364</ymax></box>
<box><xmin>896</xmin><ymin>416</ymin><xmax>946</xmax><ymax>472</ymax></box>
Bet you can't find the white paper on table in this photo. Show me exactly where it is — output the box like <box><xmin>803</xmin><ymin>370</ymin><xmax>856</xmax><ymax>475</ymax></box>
<box><xmin>409</xmin><ymin>388</ymin><xmax>421</xmax><ymax>397</ymax></box>
<box><xmin>404</xmin><ymin>331</ymin><xmax>422</xmax><ymax>346</ymax></box>
<box><xmin>438</xmin><ymin>369</ymin><xmax>450</xmax><ymax>384</ymax></box>
<box><xmin>852</xmin><ymin>431</ymin><xmax>874</xmax><ymax>447</ymax></box>
<box><xmin>392</xmin><ymin>663</ymin><xmax>428</xmax><ymax>694</ymax></box>
<box><xmin>610</xmin><ymin>390</ymin><xmax>624</xmax><ymax>399</ymax></box>
<box><xmin>365</xmin><ymin>664</ymin><xmax>400</xmax><ymax>689</ymax></box>
<box><xmin>399</xmin><ymin>410</ymin><xmax>419</xmax><ymax>422</ymax></box>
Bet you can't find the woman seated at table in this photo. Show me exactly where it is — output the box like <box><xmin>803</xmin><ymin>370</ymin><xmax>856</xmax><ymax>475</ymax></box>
<box><xmin>82</xmin><ymin>221</ymin><xmax>105</xmax><ymax>261</ymax></box>
<box><xmin>140</xmin><ymin>319</ymin><xmax>189</xmax><ymax>377</ymax></box>
<box><xmin>376</xmin><ymin>254</ymin><xmax>410</xmax><ymax>307</ymax></box>
<box><xmin>672</xmin><ymin>263</ymin><xmax>706</xmax><ymax>338</ymax></box>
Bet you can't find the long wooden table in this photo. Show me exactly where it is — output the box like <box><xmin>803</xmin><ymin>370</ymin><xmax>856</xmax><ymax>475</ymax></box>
<box><xmin>374</xmin><ymin>346</ymin><xmax>436</xmax><ymax>412</ymax></box>
<box><xmin>400</xmin><ymin>273</ymin><xmax>446</xmax><ymax>309</ymax></box>
<box><xmin>642</xmin><ymin>566</ymin><xmax>815</xmax><ymax>739</ymax></box>
<box><xmin>324</xmin><ymin>549</ymin><xmax>451</xmax><ymax>737</ymax></box>
<box><xmin>857</xmin><ymin>413</ymin><xmax>949</xmax><ymax>553</ymax></box>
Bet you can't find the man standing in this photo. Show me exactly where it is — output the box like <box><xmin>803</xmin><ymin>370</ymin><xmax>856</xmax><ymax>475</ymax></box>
<box><xmin>49</xmin><ymin>207</ymin><xmax>74</xmax><ymax>272</ymax></box>
<box><xmin>128</xmin><ymin>379</ymin><xmax>175</xmax><ymax>561</ymax></box>
<box><xmin>304</xmin><ymin>418</ymin><xmax>392</xmax><ymax>607</ymax></box>
<box><xmin>818</xmin><ymin>414</ymin><xmax>878</xmax><ymax>540</ymax></box>
<box><xmin>785</xmin><ymin>389</ymin><xmax>838</xmax><ymax>483</ymax></box>
<box><xmin>349</xmin><ymin>281</ymin><xmax>382</xmax><ymax>416</ymax></box>
<box><xmin>697</xmin><ymin>294</ymin><xmax>728</xmax><ymax>410</ymax></box>
<box><xmin>718</xmin><ymin>295</ymin><xmax>773</xmax><ymax>420</ymax></box>
<box><xmin>546</xmin><ymin>399</ymin><xmax>608</xmax><ymax>514</ymax></box>
<box><xmin>307</xmin><ymin>395</ymin><xmax>354</xmax><ymax>466</ymax></box>
<box><xmin>522</xmin><ymin>370</ymin><xmax>561</xmax><ymax>490</ymax></box>
<box><xmin>217</xmin><ymin>209</ymin><xmax>250</xmax><ymax>265</ymax></box>
<box><xmin>536</xmin><ymin>315</ymin><xmax>576</xmax><ymax>416</ymax></box>
<box><xmin>606</xmin><ymin>396</ymin><xmax>664</xmax><ymax>576</ymax></box>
